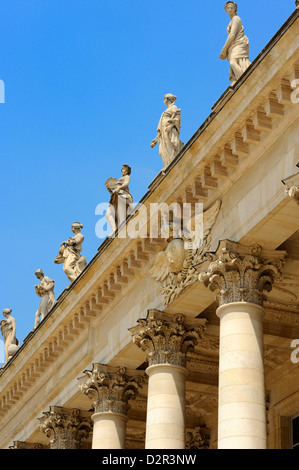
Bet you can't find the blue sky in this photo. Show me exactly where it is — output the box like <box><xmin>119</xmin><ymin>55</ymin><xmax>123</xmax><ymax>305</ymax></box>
<box><xmin>0</xmin><ymin>0</ymin><xmax>296</xmax><ymax>355</ymax></box>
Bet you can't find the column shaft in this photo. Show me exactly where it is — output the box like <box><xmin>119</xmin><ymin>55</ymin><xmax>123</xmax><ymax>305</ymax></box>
<box><xmin>145</xmin><ymin>364</ymin><xmax>188</xmax><ymax>449</ymax></box>
<box><xmin>91</xmin><ymin>412</ymin><xmax>128</xmax><ymax>449</ymax></box>
<box><xmin>217</xmin><ymin>302</ymin><xmax>267</xmax><ymax>449</ymax></box>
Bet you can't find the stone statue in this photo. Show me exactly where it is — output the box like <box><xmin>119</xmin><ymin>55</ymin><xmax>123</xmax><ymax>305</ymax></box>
<box><xmin>54</xmin><ymin>222</ymin><xmax>87</xmax><ymax>283</ymax></box>
<box><xmin>105</xmin><ymin>164</ymin><xmax>133</xmax><ymax>235</ymax></box>
<box><xmin>151</xmin><ymin>94</ymin><xmax>184</xmax><ymax>169</ymax></box>
<box><xmin>220</xmin><ymin>2</ymin><xmax>251</xmax><ymax>85</ymax></box>
<box><xmin>34</xmin><ymin>269</ymin><xmax>55</xmax><ymax>329</ymax></box>
<box><xmin>0</xmin><ymin>309</ymin><xmax>20</xmax><ymax>365</ymax></box>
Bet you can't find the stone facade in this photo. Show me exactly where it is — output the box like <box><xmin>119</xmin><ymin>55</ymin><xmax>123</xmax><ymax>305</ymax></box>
<box><xmin>0</xmin><ymin>7</ymin><xmax>299</xmax><ymax>450</ymax></box>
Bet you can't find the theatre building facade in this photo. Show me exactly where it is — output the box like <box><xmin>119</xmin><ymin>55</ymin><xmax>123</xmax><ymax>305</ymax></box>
<box><xmin>0</xmin><ymin>8</ymin><xmax>299</xmax><ymax>450</ymax></box>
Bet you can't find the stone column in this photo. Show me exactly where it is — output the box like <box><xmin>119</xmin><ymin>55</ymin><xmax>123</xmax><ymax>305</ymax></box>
<box><xmin>38</xmin><ymin>406</ymin><xmax>92</xmax><ymax>449</ymax></box>
<box><xmin>130</xmin><ymin>310</ymin><xmax>207</xmax><ymax>449</ymax></box>
<box><xmin>79</xmin><ymin>365</ymin><xmax>144</xmax><ymax>449</ymax></box>
<box><xmin>199</xmin><ymin>241</ymin><xmax>286</xmax><ymax>449</ymax></box>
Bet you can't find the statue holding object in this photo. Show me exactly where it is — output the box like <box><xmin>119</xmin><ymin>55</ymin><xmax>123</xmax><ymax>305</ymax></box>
<box><xmin>34</xmin><ymin>269</ymin><xmax>55</xmax><ymax>329</ymax></box>
<box><xmin>105</xmin><ymin>164</ymin><xmax>134</xmax><ymax>235</ymax></box>
<box><xmin>54</xmin><ymin>222</ymin><xmax>87</xmax><ymax>284</ymax></box>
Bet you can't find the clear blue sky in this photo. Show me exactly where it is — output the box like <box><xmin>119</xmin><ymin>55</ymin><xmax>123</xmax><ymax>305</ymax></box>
<box><xmin>0</xmin><ymin>0</ymin><xmax>296</xmax><ymax>356</ymax></box>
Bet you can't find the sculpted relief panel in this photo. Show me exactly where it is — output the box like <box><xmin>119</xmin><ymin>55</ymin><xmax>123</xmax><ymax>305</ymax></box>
<box><xmin>150</xmin><ymin>201</ymin><xmax>221</xmax><ymax>306</ymax></box>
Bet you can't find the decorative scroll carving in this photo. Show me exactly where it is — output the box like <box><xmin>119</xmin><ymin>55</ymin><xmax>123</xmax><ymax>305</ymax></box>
<box><xmin>150</xmin><ymin>201</ymin><xmax>221</xmax><ymax>306</ymax></box>
<box><xmin>38</xmin><ymin>407</ymin><xmax>92</xmax><ymax>449</ymax></box>
<box><xmin>198</xmin><ymin>241</ymin><xmax>286</xmax><ymax>306</ymax></box>
<box><xmin>79</xmin><ymin>365</ymin><xmax>144</xmax><ymax>416</ymax></box>
<box><xmin>130</xmin><ymin>310</ymin><xmax>207</xmax><ymax>368</ymax></box>
<box><xmin>186</xmin><ymin>426</ymin><xmax>210</xmax><ymax>449</ymax></box>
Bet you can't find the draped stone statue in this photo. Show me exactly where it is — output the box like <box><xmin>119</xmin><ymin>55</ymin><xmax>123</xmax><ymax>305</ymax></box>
<box><xmin>34</xmin><ymin>269</ymin><xmax>55</xmax><ymax>329</ymax></box>
<box><xmin>54</xmin><ymin>222</ymin><xmax>87</xmax><ymax>283</ymax></box>
<box><xmin>151</xmin><ymin>94</ymin><xmax>184</xmax><ymax>169</ymax></box>
<box><xmin>0</xmin><ymin>309</ymin><xmax>20</xmax><ymax>365</ymax></box>
<box><xmin>105</xmin><ymin>164</ymin><xmax>134</xmax><ymax>235</ymax></box>
<box><xmin>220</xmin><ymin>2</ymin><xmax>251</xmax><ymax>85</ymax></box>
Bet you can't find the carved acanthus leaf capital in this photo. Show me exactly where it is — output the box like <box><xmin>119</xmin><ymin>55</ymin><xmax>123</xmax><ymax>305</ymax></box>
<box><xmin>38</xmin><ymin>407</ymin><xmax>92</xmax><ymax>449</ymax></box>
<box><xmin>79</xmin><ymin>365</ymin><xmax>144</xmax><ymax>415</ymax></box>
<box><xmin>130</xmin><ymin>310</ymin><xmax>207</xmax><ymax>368</ymax></box>
<box><xmin>198</xmin><ymin>241</ymin><xmax>286</xmax><ymax>306</ymax></box>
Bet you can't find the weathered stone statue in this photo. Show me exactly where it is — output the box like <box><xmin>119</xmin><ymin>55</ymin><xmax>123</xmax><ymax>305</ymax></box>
<box><xmin>105</xmin><ymin>164</ymin><xmax>133</xmax><ymax>235</ymax></box>
<box><xmin>54</xmin><ymin>222</ymin><xmax>87</xmax><ymax>283</ymax></box>
<box><xmin>34</xmin><ymin>269</ymin><xmax>55</xmax><ymax>329</ymax></box>
<box><xmin>0</xmin><ymin>309</ymin><xmax>20</xmax><ymax>365</ymax></box>
<box><xmin>220</xmin><ymin>2</ymin><xmax>251</xmax><ymax>85</ymax></box>
<box><xmin>151</xmin><ymin>94</ymin><xmax>184</xmax><ymax>169</ymax></box>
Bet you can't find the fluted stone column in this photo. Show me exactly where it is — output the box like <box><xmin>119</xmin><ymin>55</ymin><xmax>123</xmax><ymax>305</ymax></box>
<box><xmin>199</xmin><ymin>241</ymin><xmax>286</xmax><ymax>449</ymax></box>
<box><xmin>79</xmin><ymin>364</ymin><xmax>144</xmax><ymax>449</ymax></box>
<box><xmin>130</xmin><ymin>310</ymin><xmax>207</xmax><ymax>449</ymax></box>
<box><xmin>38</xmin><ymin>406</ymin><xmax>92</xmax><ymax>449</ymax></box>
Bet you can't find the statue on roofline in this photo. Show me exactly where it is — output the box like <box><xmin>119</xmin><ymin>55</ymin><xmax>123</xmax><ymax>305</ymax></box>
<box><xmin>219</xmin><ymin>2</ymin><xmax>251</xmax><ymax>85</ymax></box>
<box><xmin>54</xmin><ymin>222</ymin><xmax>87</xmax><ymax>284</ymax></box>
<box><xmin>151</xmin><ymin>93</ymin><xmax>184</xmax><ymax>169</ymax></box>
<box><xmin>33</xmin><ymin>269</ymin><xmax>55</xmax><ymax>329</ymax></box>
<box><xmin>105</xmin><ymin>164</ymin><xmax>134</xmax><ymax>236</ymax></box>
<box><xmin>1</xmin><ymin>308</ymin><xmax>20</xmax><ymax>366</ymax></box>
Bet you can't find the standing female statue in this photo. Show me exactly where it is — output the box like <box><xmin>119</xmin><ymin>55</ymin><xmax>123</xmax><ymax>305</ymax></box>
<box><xmin>54</xmin><ymin>222</ymin><xmax>87</xmax><ymax>283</ymax></box>
<box><xmin>34</xmin><ymin>269</ymin><xmax>55</xmax><ymax>329</ymax></box>
<box><xmin>151</xmin><ymin>94</ymin><xmax>184</xmax><ymax>169</ymax></box>
<box><xmin>1</xmin><ymin>309</ymin><xmax>20</xmax><ymax>365</ymax></box>
<box><xmin>219</xmin><ymin>2</ymin><xmax>251</xmax><ymax>85</ymax></box>
<box><xmin>105</xmin><ymin>164</ymin><xmax>133</xmax><ymax>235</ymax></box>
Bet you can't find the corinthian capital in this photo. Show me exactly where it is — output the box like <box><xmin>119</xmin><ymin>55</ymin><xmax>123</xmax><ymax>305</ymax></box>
<box><xmin>129</xmin><ymin>310</ymin><xmax>207</xmax><ymax>368</ymax></box>
<box><xmin>198</xmin><ymin>240</ymin><xmax>286</xmax><ymax>306</ymax></box>
<box><xmin>78</xmin><ymin>365</ymin><xmax>144</xmax><ymax>416</ymax></box>
<box><xmin>38</xmin><ymin>406</ymin><xmax>92</xmax><ymax>449</ymax></box>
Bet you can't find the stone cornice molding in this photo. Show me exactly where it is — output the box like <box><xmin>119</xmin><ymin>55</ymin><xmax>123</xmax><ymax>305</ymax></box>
<box><xmin>38</xmin><ymin>406</ymin><xmax>92</xmax><ymax>449</ymax></box>
<box><xmin>198</xmin><ymin>240</ymin><xmax>287</xmax><ymax>307</ymax></box>
<box><xmin>129</xmin><ymin>310</ymin><xmax>207</xmax><ymax>368</ymax></box>
<box><xmin>78</xmin><ymin>364</ymin><xmax>144</xmax><ymax>416</ymax></box>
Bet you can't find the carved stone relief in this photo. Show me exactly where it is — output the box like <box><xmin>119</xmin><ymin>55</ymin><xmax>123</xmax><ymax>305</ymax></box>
<box><xmin>150</xmin><ymin>201</ymin><xmax>221</xmax><ymax>306</ymax></box>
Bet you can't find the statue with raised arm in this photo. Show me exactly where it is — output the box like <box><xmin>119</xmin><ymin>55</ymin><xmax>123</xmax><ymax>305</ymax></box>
<box><xmin>34</xmin><ymin>269</ymin><xmax>55</xmax><ymax>329</ymax></box>
<box><xmin>220</xmin><ymin>2</ymin><xmax>251</xmax><ymax>85</ymax></box>
<box><xmin>151</xmin><ymin>94</ymin><xmax>184</xmax><ymax>169</ymax></box>
<box><xmin>1</xmin><ymin>309</ymin><xmax>20</xmax><ymax>365</ymax></box>
<box><xmin>105</xmin><ymin>164</ymin><xmax>133</xmax><ymax>235</ymax></box>
<box><xmin>54</xmin><ymin>222</ymin><xmax>87</xmax><ymax>283</ymax></box>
